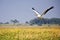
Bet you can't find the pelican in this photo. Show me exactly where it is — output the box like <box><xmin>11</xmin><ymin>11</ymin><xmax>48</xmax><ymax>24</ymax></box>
<box><xmin>32</xmin><ymin>6</ymin><xmax>54</xmax><ymax>19</ymax></box>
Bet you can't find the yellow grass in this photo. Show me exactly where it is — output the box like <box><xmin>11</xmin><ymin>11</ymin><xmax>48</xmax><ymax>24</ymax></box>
<box><xmin>0</xmin><ymin>25</ymin><xmax>60</xmax><ymax>40</ymax></box>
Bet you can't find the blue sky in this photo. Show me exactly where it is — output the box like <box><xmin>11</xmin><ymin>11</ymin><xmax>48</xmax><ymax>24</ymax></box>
<box><xmin>0</xmin><ymin>0</ymin><xmax>60</xmax><ymax>23</ymax></box>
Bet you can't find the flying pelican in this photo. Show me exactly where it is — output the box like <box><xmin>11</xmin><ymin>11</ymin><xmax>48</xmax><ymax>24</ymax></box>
<box><xmin>32</xmin><ymin>6</ymin><xmax>54</xmax><ymax>19</ymax></box>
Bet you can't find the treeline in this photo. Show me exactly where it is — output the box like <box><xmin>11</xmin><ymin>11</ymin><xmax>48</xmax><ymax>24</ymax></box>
<box><xmin>0</xmin><ymin>19</ymin><xmax>19</xmax><ymax>24</ymax></box>
<box><xmin>0</xmin><ymin>18</ymin><xmax>60</xmax><ymax>25</ymax></box>
<box><xmin>29</xmin><ymin>18</ymin><xmax>60</xmax><ymax>25</ymax></box>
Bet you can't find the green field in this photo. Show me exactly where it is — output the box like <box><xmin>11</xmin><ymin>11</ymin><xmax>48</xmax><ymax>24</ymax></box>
<box><xmin>0</xmin><ymin>25</ymin><xmax>60</xmax><ymax>40</ymax></box>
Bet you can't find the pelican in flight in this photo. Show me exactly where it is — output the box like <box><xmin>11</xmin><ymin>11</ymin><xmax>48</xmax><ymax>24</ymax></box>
<box><xmin>32</xmin><ymin>6</ymin><xmax>54</xmax><ymax>19</ymax></box>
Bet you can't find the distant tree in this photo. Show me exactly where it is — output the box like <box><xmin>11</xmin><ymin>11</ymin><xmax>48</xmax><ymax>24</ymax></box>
<box><xmin>0</xmin><ymin>22</ymin><xmax>3</xmax><ymax>24</ymax></box>
<box><xmin>29</xmin><ymin>18</ymin><xmax>60</xmax><ymax>25</ymax></box>
<box><xmin>25</xmin><ymin>21</ymin><xmax>29</xmax><ymax>24</ymax></box>
<box><xmin>4</xmin><ymin>22</ymin><xmax>9</xmax><ymax>24</ymax></box>
<box><xmin>11</xmin><ymin>19</ymin><xmax>19</xmax><ymax>24</ymax></box>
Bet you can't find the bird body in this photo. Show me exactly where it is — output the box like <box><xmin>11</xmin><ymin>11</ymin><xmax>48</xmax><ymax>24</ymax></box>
<box><xmin>32</xmin><ymin>10</ymin><xmax>41</xmax><ymax>17</ymax></box>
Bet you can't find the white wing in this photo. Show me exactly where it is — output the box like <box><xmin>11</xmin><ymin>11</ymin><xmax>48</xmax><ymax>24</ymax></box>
<box><xmin>32</xmin><ymin>8</ymin><xmax>41</xmax><ymax>17</ymax></box>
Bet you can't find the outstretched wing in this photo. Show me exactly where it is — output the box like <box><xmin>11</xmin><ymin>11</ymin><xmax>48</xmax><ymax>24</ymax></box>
<box><xmin>41</xmin><ymin>6</ymin><xmax>54</xmax><ymax>16</ymax></box>
<box><xmin>32</xmin><ymin>8</ymin><xmax>41</xmax><ymax>17</ymax></box>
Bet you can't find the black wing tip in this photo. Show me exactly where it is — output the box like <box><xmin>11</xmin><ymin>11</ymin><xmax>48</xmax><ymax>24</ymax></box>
<box><xmin>32</xmin><ymin>8</ymin><xmax>35</xmax><ymax>10</ymax></box>
<box><xmin>50</xmin><ymin>6</ymin><xmax>54</xmax><ymax>9</ymax></box>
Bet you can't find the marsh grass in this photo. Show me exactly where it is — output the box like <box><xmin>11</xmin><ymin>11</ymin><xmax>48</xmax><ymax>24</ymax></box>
<box><xmin>0</xmin><ymin>25</ymin><xmax>60</xmax><ymax>40</ymax></box>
